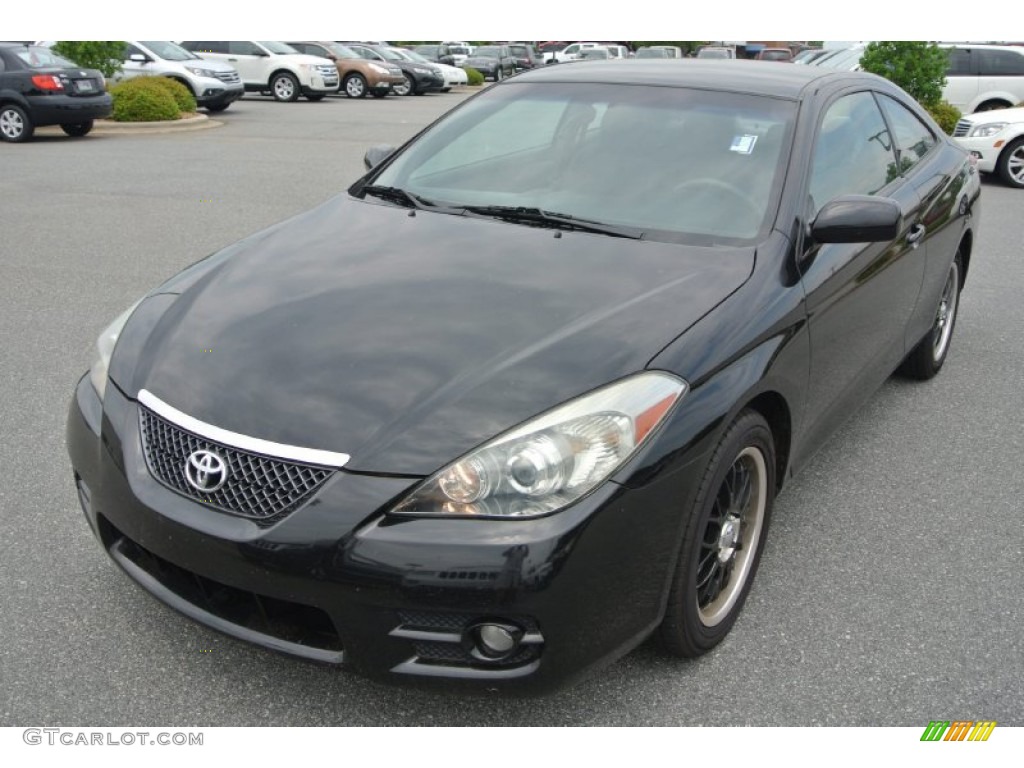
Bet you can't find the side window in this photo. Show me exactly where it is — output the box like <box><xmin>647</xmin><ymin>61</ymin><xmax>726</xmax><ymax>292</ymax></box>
<box><xmin>976</xmin><ymin>49</ymin><xmax>1024</xmax><ymax>76</ymax></box>
<box><xmin>124</xmin><ymin>43</ymin><xmax>145</xmax><ymax>60</ymax></box>
<box><xmin>229</xmin><ymin>41</ymin><xmax>261</xmax><ymax>57</ymax></box>
<box><xmin>565</xmin><ymin>45</ymin><xmax>579</xmax><ymax>55</ymax></box>
<box><xmin>877</xmin><ymin>94</ymin><xmax>936</xmax><ymax>176</ymax></box>
<box><xmin>809</xmin><ymin>92</ymin><xmax>898</xmax><ymax>212</ymax></box>
<box><xmin>289</xmin><ymin>43</ymin><xmax>309</xmax><ymax>55</ymax></box>
<box><xmin>946</xmin><ymin>48</ymin><xmax>972</xmax><ymax>76</ymax></box>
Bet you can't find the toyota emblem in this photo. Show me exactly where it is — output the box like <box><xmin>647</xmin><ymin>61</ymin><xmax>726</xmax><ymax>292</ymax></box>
<box><xmin>185</xmin><ymin>449</ymin><xmax>228</xmax><ymax>493</ymax></box>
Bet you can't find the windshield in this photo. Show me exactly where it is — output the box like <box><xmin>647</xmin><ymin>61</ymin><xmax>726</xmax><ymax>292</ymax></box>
<box><xmin>373</xmin><ymin>47</ymin><xmax>403</xmax><ymax>61</ymax></box>
<box><xmin>328</xmin><ymin>43</ymin><xmax>360</xmax><ymax>59</ymax></box>
<box><xmin>370</xmin><ymin>82</ymin><xmax>795</xmax><ymax>245</ymax></box>
<box><xmin>450</xmin><ymin>46</ymin><xmax>470</xmax><ymax>55</ymax></box>
<box><xmin>699</xmin><ymin>49</ymin><xmax>729</xmax><ymax>59</ymax></box>
<box><xmin>474</xmin><ymin>47</ymin><xmax>501</xmax><ymax>57</ymax></box>
<box><xmin>258</xmin><ymin>41</ymin><xmax>299</xmax><ymax>55</ymax></box>
<box><xmin>140</xmin><ymin>41</ymin><xmax>195</xmax><ymax>61</ymax></box>
<box><xmin>400</xmin><ymin>49</ymin><xmax>430</xmax><ymax>63</ymax></box>
<box><xmin>14</xmin><ymin>46</ymin><xmax>76</xmax><ymax>68</ymax></box>
<box><xmin>636</xmin><ymin>48</ymin><xmax>668</xmax><ymax>59</ymax></box>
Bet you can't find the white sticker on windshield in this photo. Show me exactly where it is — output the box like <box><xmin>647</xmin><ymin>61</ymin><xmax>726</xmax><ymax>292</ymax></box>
<box><xmin>730</xmin><ymin>135</ymin><xmax>758</xmax><ymax>155</ymax></box>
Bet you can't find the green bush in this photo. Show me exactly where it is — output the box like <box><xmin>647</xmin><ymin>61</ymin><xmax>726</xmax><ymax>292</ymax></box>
<box><xmin>149</xmin><ymin>77</ymin><xmax>197</xmax><ymax>113</ymax></box>
<box><xmin>463</xmin><ymin>67</ymin><xmax>485</xmax><ymax>86</ymax></box>
<box><xmin>109</xmin><ymin>78</ymin><xmax>181</xmax><ymax>122</ymax></box>
<box><xmin>52</xmin><ymin>41</ymin><xmax>125</xmax><ymax>79</ymax></box>
<box><xmin>860</xmin><ymin>41</ymin><xmax>949</xmax><ymax>107</ymax></box>
<box><xmin>926</xmin><ymin>101</ymin><xmax>962</xmax><ymax>135</ymax></box>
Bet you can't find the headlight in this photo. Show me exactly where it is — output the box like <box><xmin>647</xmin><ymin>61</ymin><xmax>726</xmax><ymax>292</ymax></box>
<box><xmin>89</xmin><ymin>299</ymin><xmax>143</xmax><ymax>400</ymax></box>
<box><xmin>968</xmin><ymin>123</ymin><xmax>1007</xmax><ymax>138</ymax></box>
<box><xmin>185</xmin><ymin>66</ymin><xmax>217</xmax><ymax>78</ymax></box>
<box><xmin>412</xmin><ymin>66</ymin><xmax>431</xmax><ymax>74</ymax></box>
<box><xmin>368</xmin><ymin>63</ymin><xmax>388</xmax><ymax>74</ymax></box>
<box><xmin>391</xmin><ymin>372</ymin><xmax>687</xmax><ymax>518</ymax></box>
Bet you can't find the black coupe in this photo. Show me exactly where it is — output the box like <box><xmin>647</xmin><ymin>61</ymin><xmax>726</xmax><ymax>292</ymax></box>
<box><xmin>67</xmin><ymin>61</ymin><xmax>980</xmax><ymax>691</ymax></box>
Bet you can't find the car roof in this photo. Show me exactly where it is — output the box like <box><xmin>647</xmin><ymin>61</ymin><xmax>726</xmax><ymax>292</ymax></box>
<box><xmin>511</xmin><ymin>59</ymin><xmax>875</xmax><ymax>100</ymax></box>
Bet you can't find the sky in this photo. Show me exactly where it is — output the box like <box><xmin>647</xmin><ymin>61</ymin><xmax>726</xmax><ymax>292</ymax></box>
<box><xmin>5</xmin><ymin>1</ymin><xmax>1019</xmax><ymax>43</ymax></box>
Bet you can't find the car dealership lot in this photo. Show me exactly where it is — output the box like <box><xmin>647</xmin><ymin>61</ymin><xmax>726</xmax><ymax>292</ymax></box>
<box><xmin>2</xmin><ymin>92</ymin><xmax>1022</xmax><ymax>725</ymax></box>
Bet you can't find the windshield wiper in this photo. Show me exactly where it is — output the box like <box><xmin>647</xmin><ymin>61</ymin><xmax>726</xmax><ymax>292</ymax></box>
<box><xmin>461</xmin><ymin>205</ymin><xmax>644</xmax><ymax>239</ymax></box>
<box><xmin>361</xmin><ymin>185</ymin><xmax>435</xmax><ymax>210</ymax></box>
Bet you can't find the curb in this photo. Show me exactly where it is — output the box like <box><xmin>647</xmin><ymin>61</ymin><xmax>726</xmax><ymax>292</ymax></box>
<box><xmin>37</xmin><ymin>113</ymin><xmax>222</xmax><ymax>137</ymax></box>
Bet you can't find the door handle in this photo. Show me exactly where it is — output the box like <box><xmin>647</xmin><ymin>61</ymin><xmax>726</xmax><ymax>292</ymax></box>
<box><xmin>906</xmin><ymin>224</ymin><xmax>926</xmax><ymax>246</ymax></box>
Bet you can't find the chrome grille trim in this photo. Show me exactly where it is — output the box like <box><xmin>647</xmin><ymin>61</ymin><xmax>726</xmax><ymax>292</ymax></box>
<box><xmin>953</xmin><ymin>119</ymin><xmax>972</xmax><ymax>138</ymax></box>
<box><xmin>214</xmin><ymin>71</ymin><xmax>241</xmax><ymax>84</ymax></box>
<box><xmin>137</xmin><ymin>389</ymin><xmax>350</xmax><ymax>468</ymax></box>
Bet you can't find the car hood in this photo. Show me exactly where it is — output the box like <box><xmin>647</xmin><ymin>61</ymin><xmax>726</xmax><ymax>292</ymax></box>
<box><xmin>963</xmin><ymin>106</ymin><xmax>1024</xmax><ymax>125</ymax></box>
<box><xmin>125</xmin><ymin>195</ymin><xmax>754</xmax><ymax>475</ymax></box>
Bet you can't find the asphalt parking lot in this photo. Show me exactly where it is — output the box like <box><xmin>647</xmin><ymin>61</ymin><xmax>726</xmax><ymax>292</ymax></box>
<box><xmin>1</xmin><ymin>90</ymin><xmax>1022</xmax><ymax>726</ymax></box>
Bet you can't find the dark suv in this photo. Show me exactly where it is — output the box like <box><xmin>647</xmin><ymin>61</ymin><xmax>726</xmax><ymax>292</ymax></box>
<box><xmin>508</xmin><ymin>44</ymin><xmax>541</xmax><ymax>70</ymax></box>
<box><xmin>0</xmin><ymin>43</ymin><xmax>112</xmax><ymax>142</ymax></box>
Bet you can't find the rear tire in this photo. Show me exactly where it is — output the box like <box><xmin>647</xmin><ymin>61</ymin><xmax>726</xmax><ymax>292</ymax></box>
<box><xmin>60</xmin><ymin>120</ymin><xmax>94</xmax><ymax>137</ymax></box>
<box><xmin>0</xmin><ymin>104</ymin><xmax>33</xmax><ymax>142</ymax></box>
<box><xmin>898</xmin><ymin>256</ymin><xmax>962</xmax><ymax>380</ymax></box>
<box><xmin>205</xmin><ymin>104</ymin><xmax>229</xmax><ymax>113</ymax></box>
<box><xmin>975</xmin><ymin>99</ymin><xmax>1011</xmax><ymax>112</ymax></box>
<box><xmin>660</xmin><ymin>410</ymin><xmax>775</xmax><ymax>657</ymax></box>
<box><xmin>996</xmin><ymin>137</ymin><xmax>1024</xmax><ymax>189</ymax></box>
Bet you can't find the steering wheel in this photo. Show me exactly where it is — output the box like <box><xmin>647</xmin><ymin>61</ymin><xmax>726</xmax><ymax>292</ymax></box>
<box><xmin>671</xmin><ymin>178</ymin><xmax>763</xmax><ymax>225</ymax></box>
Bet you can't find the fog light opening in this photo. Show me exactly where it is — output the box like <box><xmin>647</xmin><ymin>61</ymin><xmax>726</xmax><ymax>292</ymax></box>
<box><xmin>467</xmin><ymin>621</ymin><xmax>523</xmax><ymax>662</ymax></box>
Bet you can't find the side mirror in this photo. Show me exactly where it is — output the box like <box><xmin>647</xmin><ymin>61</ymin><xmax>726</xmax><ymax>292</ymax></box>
<box><xmin>811</xmin><ymin>195</ymin><xmax>901</xmax><ymax>244</ymax></box>
<box><xmin>364</xmin><ymin>144</ymin><xmax>396</xmax><ymax>171</ymax></box>
<box><xmin>129</xmin><ymin>53</ymin><xmax>149</xmax><ymax>63</ymax></box>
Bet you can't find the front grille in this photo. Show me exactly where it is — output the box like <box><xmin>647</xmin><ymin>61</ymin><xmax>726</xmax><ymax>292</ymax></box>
<box><xmin>317</xmin><ymin>65</ymin><xmax>338</xmax><ymax>78</ymax></box>
<box><xmin>953</xmin><ymin>119</ymin><xmax>972</xmax><ymax>138</ymax></box>
<box><xmin>214</xmin><ymin>71</ymin><xmax>241</xmax><ymax>85</ymax></box>
<box><xmin>139</xmin><ymin>406</ymin><xmax>332</xmax><ymax>524</ymax></box>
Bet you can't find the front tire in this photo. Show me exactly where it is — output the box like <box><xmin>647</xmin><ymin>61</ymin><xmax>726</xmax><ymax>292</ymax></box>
<box><xmin>660</xmin><ymin>410</ymin><xmax>775</xmax><ymax>657</ymax></box>
<box><xmin>270</xmin><ymin>71</ymin><xmax>300</xmax><ymax>102</ymax></box>
<box><xmin>393</xmin><ymin>74</ymin><xmax>413</xmax><ymax>97</ymax></box>
<box><xmin>344</xmin><ymin>73</ymin><xmax>368</xmax><ymax>98</ymax></box>
<box><xmin>996</xmin><ymin>137</ymin><xmax>1024</xmax><ymax>189</ymax></box>
<box><xmin>898</xmin><ymin>256</ymin><xmax>962</xmax><ymax>380</ymax></box>
<box><xmin>60</xmin><ymin>120</ymin><xmax>94</xmax><ymax>137</ymax></box>
<box><xmin>0</xmin><ymin>104</ymin><xmax>34</xmax><ymax>142</ymax></box>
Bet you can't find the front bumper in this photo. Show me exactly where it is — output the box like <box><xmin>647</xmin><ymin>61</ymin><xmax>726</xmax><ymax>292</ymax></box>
<box><xmin>67</xmin><ymin>376</ymin><xmax>700</xmax><ymax>692</ymax></box>
<box><xmin>194</xmin><ymin>80</ymin><xmax>244</xmax><ymax>109</ymax></box>
<box><xmin>955</xmin><ymin>133</ymin><xmax>1010</xmax><ymax>174</ymax></box>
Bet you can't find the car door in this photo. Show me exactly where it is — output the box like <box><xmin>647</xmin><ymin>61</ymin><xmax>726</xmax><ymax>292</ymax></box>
<box><xmin>226</xmin><ymin>41</ymin><xmax>267</xmax><ymax>86</ymax></box>
<box><xmin>794</xmin><ymin>89</ymin><xmax>927</xmax><ymax>465</ymax></box>
<box><xmin>115</xmin><ymin>42</ymin><xmax>151</xmax><ymax>83</ymax></box>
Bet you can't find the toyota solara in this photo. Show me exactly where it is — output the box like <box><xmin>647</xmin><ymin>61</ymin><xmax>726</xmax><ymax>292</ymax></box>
<box><xmin>67</xmin><ymin>61</ymin><xmax>981</xmax><ymax>692</ymax></box>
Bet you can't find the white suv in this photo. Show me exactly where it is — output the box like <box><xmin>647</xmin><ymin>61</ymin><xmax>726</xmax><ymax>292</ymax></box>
<box><xmin>942</xmin><ymin>44</ymin><xmax>1024</xmax><ymax>114</ymax></box>
<box><xmin>114</xmin><ymin>41</ymin><xmax>244</xmax><ymax>112</ymax></box>
<box><xmin>179</xmin><ymin>41</ymin><xmax>338</xmax><ymax>102</ymax></box>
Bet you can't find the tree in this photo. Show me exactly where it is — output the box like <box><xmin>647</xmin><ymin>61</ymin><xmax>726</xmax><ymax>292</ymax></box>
<box><xmin>52</xmin><ymin>41</ymin><xmax>125</xmax><ymax>79</ymax></box>
<box><xmin>859</xmin><ymin>41</ymin><xmax>949</xmax><ymax>107</ymax></box>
